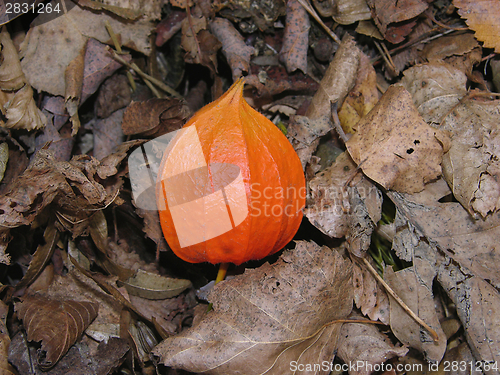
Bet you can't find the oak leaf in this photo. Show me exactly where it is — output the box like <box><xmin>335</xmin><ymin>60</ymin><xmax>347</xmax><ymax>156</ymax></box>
<box><xmin>153</xmin><ymin>241</ymin><xmax>353</xmax><ymax>374</ymax></box>
<box><xmin>15</xmin><ymin>296</ymin><xmax>98</xmax><ymax>370</ymax></box>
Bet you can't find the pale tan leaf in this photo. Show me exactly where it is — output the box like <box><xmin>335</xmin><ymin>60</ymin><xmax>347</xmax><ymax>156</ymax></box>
<box><xmin>337</xmin><ymin>312</ymin><xmax>408</xmax><ymax>375</ymax></box>
<box><xmin>352</xmin><ymin>260</ymin><xmax>390</xmax><ymax>324</ymax></box>
<box><xmin>306</xmin><ymin>34</ymin><xmax>360</xmax><ymax>120</ymax></box>
<box><xmin>402</xmin><ymin>62</ymin><xmax>500</xmax><ymax>217</ymax></box>
<box><xmin>0</xmin><ymin>28</ymin><xmax>45</xmax><ymax>131</ymax></box>
<box><xmin>453</xmin><ymin>0</ymin><xmax>500</xmax><ymax>53</ymax></box>
<box><xmin>384</xmin><ymin>262</ymin><xmax>447</xmax><ymax>362</ymax></box>
<box><xmin>346</xmin><ymin>85</ymin><xmax>449</xmax><ymax>194</ymax></box>
<box><xmin>15</xmin><ymin>296</ymin><xmax>98</xmax><ymax>370</ymax></box>
<box><xmin>153</xmin><ymin>241</ymin><xmax>353</xmax><ymax>374</ymax></box>
<box><xmin>332</xmin><ymin>0</ymin><xmax>371</xmax><ymax>25</ymax></box>
<box><xmin>338</xmin><ymin>51</ymin><xmax>380</xmax><ymax>134</ymax></box>
<box><xmin>0</xmin><ymin>142</ymin><xmax>7</xmax><ymax>183</ymax></box>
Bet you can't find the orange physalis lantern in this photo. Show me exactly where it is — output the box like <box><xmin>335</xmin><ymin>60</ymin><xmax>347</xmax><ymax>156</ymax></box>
<box><xmin>156</xmin><ymin>79</ymin><xmax>305</xmax><ymax>265</ymax></box>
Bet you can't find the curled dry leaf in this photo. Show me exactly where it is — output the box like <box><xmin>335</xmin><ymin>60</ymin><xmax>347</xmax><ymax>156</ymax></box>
<box><xmin>421</xmin><ymin>32</ymin><xmax>479</xmax><ymax>62</ymax></box>
<box><xmin>279</xmin><ymin>0</ymin><xmax>310</xmax><ymax>74</ymax></box>
<box><xmin>402</xmin><ymin>62</ymin><xmax>500</xmax><ymax>217</ymax></box>
<box><xmin>332</xmin><ymin>0</ymin><xmax>372</xmax><ymax>25</ymax></box>
<box><xmin>384</xmin><ymin>262</ymin><xmax>447</xmax><ymax>362</ymax></box>
<box><xmin>121</xmin><ymin>98</ymin><xmax>190</xmax><ymax>137</ymax></box>
<box><xmin>14</xmin><ymin>222</ymin><xmax>58</xmax><ymax>292</ymax></box>
<box><xmin>306</xmin><ymin>35</ymin><xmax>360</xmax><ymax>120</ymax></box>
<box><xmin>453</xmin><ymin>0</ymin><xmax>500</xmax><ymax>53</ymax></box>
<box><xmin>0</xmin><ymin>28</ymin><xmax>45</xmax><ymax>131</ymax></box>
<box><xmin>286</xmin><ymin>35</ymin><xmax>359</xmax><ymax>167</ymax></box>
<box><xmin>181</xmin><ymin>11</ymin><xmax>221</xmax><ymax>73</ymax></box>
<box><xmin>346</xmin><ymin>85</ymin><xmax>449</xmax><ymax>194</ymax></box>
<box><xmin>0</xmin><ymin>142</ymin><xmax>7</xmax><ymax>183</ymax></box>
<box><xmin>338</xmin><ymin>51</ymin><xmax>380</xmax><ymax>134</ymax></box>
<box><xmin>0</xmin><ymin>300</ymin><xmax>16</xmax><ymax>375</ymax></box>
<box><xmin>153</xmin><ymin>241</ymin><xmax>353</xmax><ymax>374</ymax></box>
<box><xmin>305</xmin><ymin>152</ymin><xmax>382</xmax><ymax>256</ymax></box>
<box><xmin>15</xmin><ymin>296</ymin><xmax>98</xmax><ymax>370</ymax></box>
<box><xmin>438</xmin><ymin>261</ymin><xmax>500</xmax><ymax>373</ymax></box>
<box><xmin>209</xmin><ymin>17</ymin><xmax>254</xmax><ymax>80</ymax></box>
<box><xmin>20</xmin><ymin>1</ymin><xmax>154</xmax><ymax>97</ymax></box>
<box><xmin>366</xmin><ymin>0</ymin><xmax>428</xmax><ymax>41</ymax></box>
<box><xmin>337</xmin><ymin>312</ymin><xmax>408</xmax><ymax>375</ymax></box>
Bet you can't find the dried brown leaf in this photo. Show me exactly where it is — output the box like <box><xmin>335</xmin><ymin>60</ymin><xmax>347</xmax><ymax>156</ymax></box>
<box><xmin>421</xmin><ymin>32</ymin><xmax>479</xmax><ymax>61</ymax></box>
<box><xmin>366</xmin><ymin>0</ymin><xmax>428</xmax><ymax>38</ymax></box>
<box><xmin>210</xmin><ymin>17</ymin><xmax>254</xmax><ymax>80</ymax></box>
<box><xmin>279</xmin><ymin>0</ymin><xmax>310</xmax><ymax>73</ymax></box>
<box><xmin>93</xmin><ymin>108</ymin><xmax>125</xmax><ymax>160</ymax></box>
<box><xmin>96</xmin><ymin>74</ymin><xmax>132</xmax><ymax>119</ymax></box>
<box><xmin>245</xmin><ymin>66</ymin><xmax>319</xmax><ymax>98</ymax></box>
<box><xmin>352</xmin><ymin>260</ymin><xmax>390</xmax><ymax>324</ymax></box>
<box><xmin>20</xmin><ymin>2</ymin><xmax>154</xmax><ymax>96</ymax></box>
<box><xmin>389</xmin><ymin>178</ymin><xmax>500</xmax><ymax>288</ymax></box>
<box><xmin>346</xmin><ymin>85</ymin><xmax>449</xmax><ymax>194</ymax></box>
<box><xmin>453</xmin><ymin>0</ymin><xmax>500</xmax><ymax>53</ymax></box>
<box><xmin>15</xmin><ymin>296</ymin><xmax>98</xmax><ymax>369</ymax></box>
<box><xmin>15</xmin><ymin>222</ymin><xmax>59</xmax><ymax>292</ymax></box>
<box><xmin>0</xmin><ymin>28</ymin><xmax>45</xmax><ymax>131</ymax></box>
<box><xmin>338</xmin><ymin>52</ymin><xmax>380</xmax><ymax>134</ymax></box>
<box><xmin>121</xmin><ymin>98</ymin><xmax>190</xmax><ymax>136</ymax></box>
<box><xmin>306</xmin><ymin>35</ymin><xmax>360</xmax><ymax>119</ymax></box>
<box><xmin>332</xmin><ymin>0</ymin><xmax>371</xmax><ymax>25</ymax></box>
<box><xmin>181</xmin><ymin>12</ymin><xmax>221</xmax><ymax>73</ymax></box>
<box><xmin>402</xmin><ymin>62</ymin><xmax>500</xmax><ymax>217</ymax></box>
<box><xmin>385</xmin><ymin>263</ymin><xmax>447</xmax><ymax>362</ymax></box>
<box><xmin>0</xmin><ymin>300</ymin><xmax>16</xmax><ymax>375</ymax></box>
<box><xmin>155</xmin><ymin>10</ymin><xmax>186</xmax><ymax>47</ymax></box>
<box><xmin>337</xmin><ymin>313</ymin><xmax>408</xmax><ymax>375</ymax></box>
<box><xmin>438</xmin><ymin>261</ymin><xmax>500</xmax><ymax>373</ymax></box>
<box><xmin>153</xmin><ymin>241</ymin><xmax>353</xmax><ymax>374</ymax></box>
<box><xmin>81</xmin><ymin>39</ymin><xmax>131</xmax><ymax>105</ymax></box>
<box><xmin>305</xmin><ymin>152</ymin><xmax>382</xmax><ymax>256</ymax></box>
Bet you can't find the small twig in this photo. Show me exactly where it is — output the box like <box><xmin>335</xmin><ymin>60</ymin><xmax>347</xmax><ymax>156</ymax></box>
<box><xmin>105</xmin><ymin>21</ymin><xmax>136</xmax><ymax>92</ymax></box>
<box><xmin>107</xmin><ymin>46</ymin><xmax>183</xmax><ymax>99</ymax></box>
<box><xmin>426</xmin><ymin>11</ymin><xmax>469</xmax><ymax>31</ymax></box>
<box><xmin>330</xmin><ymin>101</ymin><xmax>349</xmax><ymax>143</ymax></box>
<box><xmin>362</xmin><ymin>257</ymin><xmax>440</xmax><ymax>342</ymax></box>
<box><xmin>373</xmin><ymin>40</ymin><xmax>398</xmax><ymax>75</ymax></box>
<box><xmin>296</xmin><ymin>0</ymin><xmax>341</xmax><ymax>45</ymax></box>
